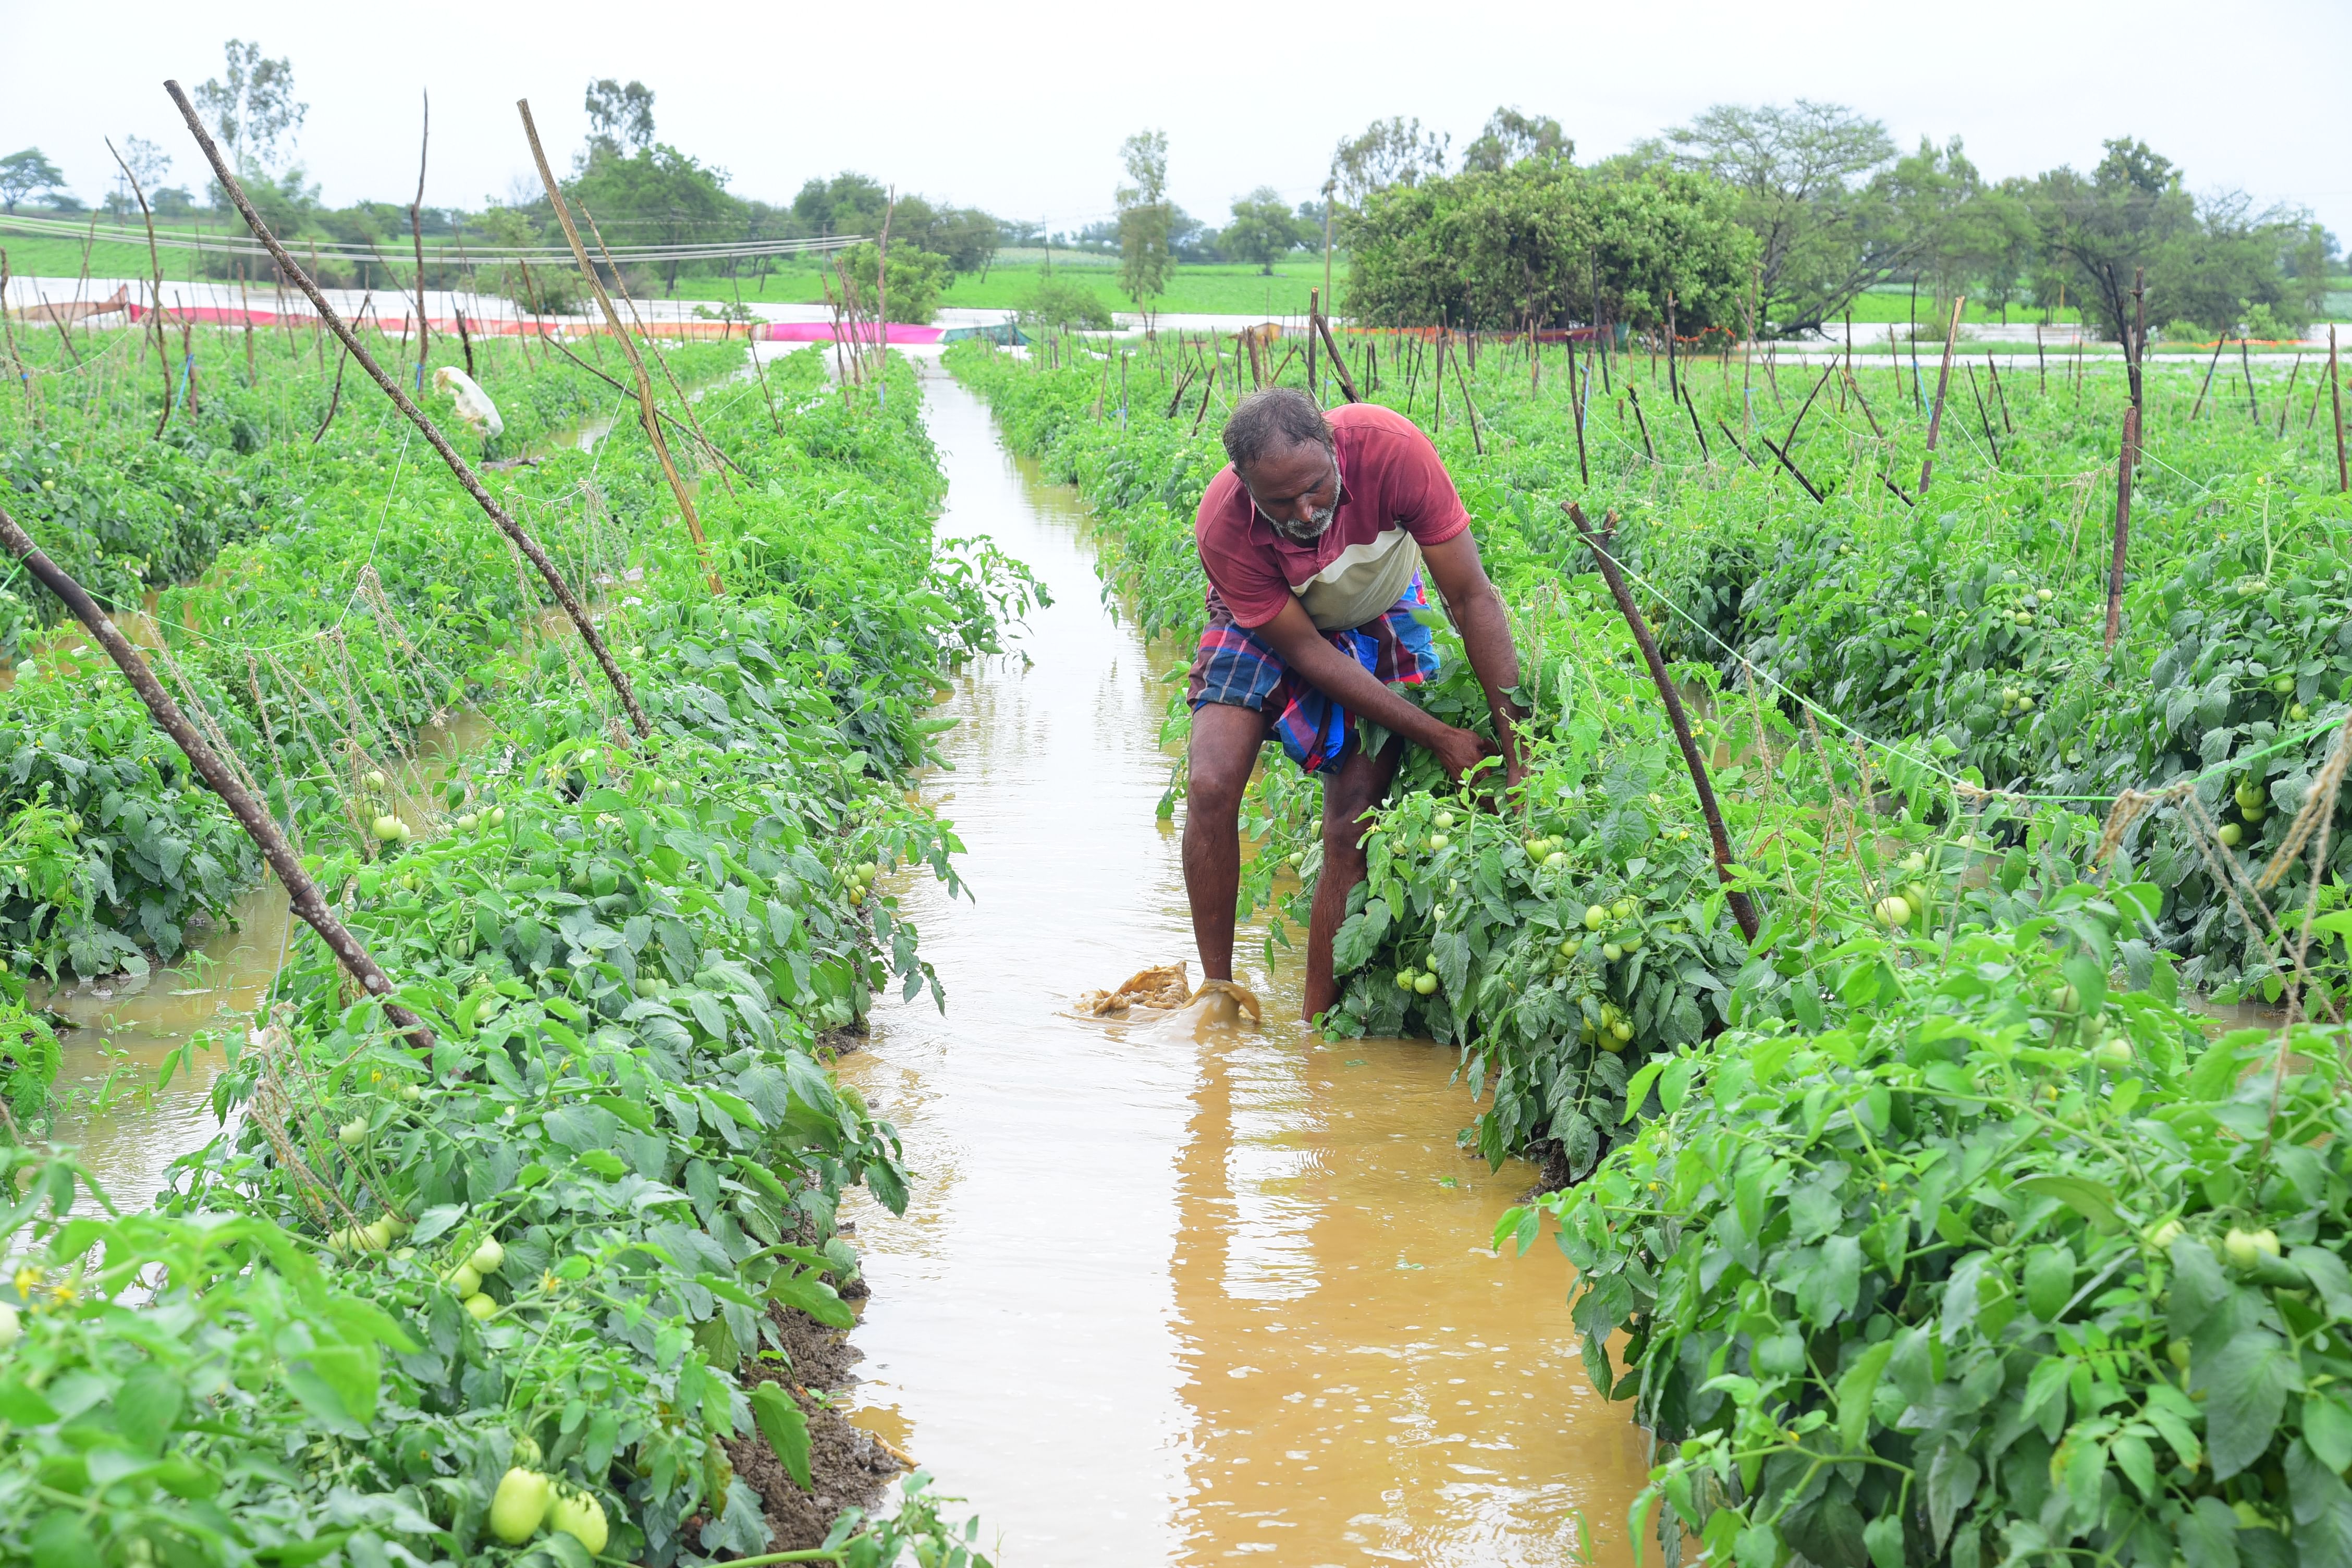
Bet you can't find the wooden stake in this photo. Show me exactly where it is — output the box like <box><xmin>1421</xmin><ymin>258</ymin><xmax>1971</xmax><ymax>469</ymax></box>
<box><xmin>514</xmin><ymin>98</ymin><xmax>719</xmax><ymax>594</ymax></box>
<box><xmin>1312</xmin><ymin>303</ymin><xmax>1359</xmax><ymax>402</ymax></box>
<box><xmin>2240</xmin><ymin>336</ymin><xmax>2260</xmax><ymax>424</ymax></box>
<box><xmin>1564</xmin><ymin>502</ymin><xmax>1759</xmax><ymax>944</ymax></box>
<box><xmin>2276</xmin><ymin>353</ymin><xmax>2302</xmax><ymax>438</ymax></box>
<box><xmin>167</xmin><ymin>79</ymin><xmax>654</xmax><ymax>740</ymax></box>
<box><xmin>2191</xmin><ymin>332</ymin><xmax>2226</xmax><ymax>421</ymax></box>
<box><xmin>1917</xmin><ymin>295</ymin><xmax>1965</xmax><ymax>497</ymax></box>
<box><xmin>2332</xmin><ymin>326</ymin><xmax>2347</xmax><ymax>493</ymax></box>
<box><xmin>104</xmin><ymin>136</ymin><xmax>172</xmax><ymax>436</ymax></box>
<box><xmin>0</xmin><ymin>505</ymin><xmax>428</xmax><ymax>1042</ymax></box>
<box><xmin>2106</xmin><ymin>405</ymin><xmax>2137</xmax><ymax>648</ymax></box>
<box><xmin>1967</xmin><ymin>363</ymin><xmax>2000</xmax><ymax>468</ymax></box>
<box><xmin>409</xmin><ymin>89</ymin><xmax>431</xmax><ymax>386</ymax></box>
<box><xmin>1567</xmin><ymin>330</ymin><xmax>1589</xmax><ymax>484</ymax></box>
<box><xmin>1625</xmin><ymin>383</ymin><xmax>1655</xmax><ymax>463</ymax></box>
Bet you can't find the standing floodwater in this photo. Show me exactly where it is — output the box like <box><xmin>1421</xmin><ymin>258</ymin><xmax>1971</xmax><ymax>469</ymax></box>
<box><xmin>837</xmin><ymin>369</ymin><xmax>1649</xmax><ymax>1566</ymax></box>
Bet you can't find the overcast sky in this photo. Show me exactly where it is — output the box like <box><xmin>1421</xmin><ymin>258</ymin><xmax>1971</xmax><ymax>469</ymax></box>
<box><xmin>7</xmin><ymin>0</ymin><xmax>2350</xmax><ymax>247</ymax></box>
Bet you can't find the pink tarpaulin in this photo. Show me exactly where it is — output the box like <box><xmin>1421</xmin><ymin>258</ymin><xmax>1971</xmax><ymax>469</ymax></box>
<box><xmin>119</xmin><ymin>303</ymin><xmax>764</xmax><ymax>340</ymax></box>
<box><xmin>764</xmin><ymin>322</ymin><xmax>945</xmax><ymax>344</ymax></box>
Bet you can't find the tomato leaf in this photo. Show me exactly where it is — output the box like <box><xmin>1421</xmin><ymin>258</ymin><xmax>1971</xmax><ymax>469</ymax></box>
<box><xmin>750</xmin><ymin>1382</ymin><xmax>813</xmax><ymax>1491</ymax></box>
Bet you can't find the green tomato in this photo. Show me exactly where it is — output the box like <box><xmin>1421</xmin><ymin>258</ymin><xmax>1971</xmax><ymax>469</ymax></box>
<box><xmin>1583</xmin><ymin>904</ymin><xmax>1607</xmax><ymax>931</ymax></box>
<box><xmin>2218</xmin><ymin>823</ymin><xmax>2244</xmax><ymax>848</ymax></box>
<box><xmin>1434</xmin><ymin>810</ymin><xmax>1456</xmax><ymax>830</ymax></box>
<box><xmin>469</xmin><ymin>1237</ymin><xmax>506</xmax><ymax>1274</ymax></box>
<box><xmin>2224</xmin><ymin>1227</ymin><xmax>2280</xmax><ymax>1270</ymax></box>
<box><xmin>1601</xmin><ymin>942</ymin><xmax>1623</xmax><ymax>962</ymax></box>
<box><xmin>491</xmin><ymin>1468</ymin><xmax>553</xmax><ymax>1544</ymax></box>
<box><xmin>1396</xmin><ymin>970</ymin><xmax>1417</xmax><ymax>992</ymax></box>
<box><xmin>462</xmin><ymin>1292</ymin><xmax>499</xmax><ymax>1320</ymax></box>
<box><xmin>547</xmin><ymin>1491</ymin><xmax>610</xmax><ymax>1557</ymax></box>
<box><xmin>1428</xmin><ymin>833</ymin><xmax>1450</xmax><ymax>852</ymax></box>
<box><xmin>1413</xmin><ymin>972</ymin><xmax>1439</xmax><ymax>996</ymax></box>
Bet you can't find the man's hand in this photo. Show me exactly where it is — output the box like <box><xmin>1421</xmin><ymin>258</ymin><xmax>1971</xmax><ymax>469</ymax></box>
<box><xmin>1431</xmin><ymin>725</ymin><xmax>1498</xmax><ymax>783</ymax></box>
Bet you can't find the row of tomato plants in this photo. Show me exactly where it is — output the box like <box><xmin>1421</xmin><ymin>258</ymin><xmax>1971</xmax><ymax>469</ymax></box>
<box><xmin>950</xmin><ymin>333</ymin><xmax>2352</xmax><ymax>1563</ymax></box>
<box><xmin>0</xmin><ymin>347</ymin><xmax>1005</xmax><ymax>1564</ymax></box>
<box><xmin>0</xmin><ymin>328</ymin><xmax>741</xmax><ymax>976</ymax></box>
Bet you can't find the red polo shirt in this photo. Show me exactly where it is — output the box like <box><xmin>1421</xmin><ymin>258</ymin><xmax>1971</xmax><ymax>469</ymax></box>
<box><xmin>1194</xmin><ymin>402</ymin><xmax>1470</xmax><ymax>630</ymax></box>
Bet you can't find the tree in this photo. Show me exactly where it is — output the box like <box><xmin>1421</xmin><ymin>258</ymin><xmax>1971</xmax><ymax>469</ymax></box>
<box><xmin>106</xmin><ymin>137</ymin><xmax>170</xmax><ymax>218</ymax></box>
<box><xmin>1223</xmin><ymin>187</ymin><xmax>1304</xmax><ymax>274</ymax></box>
<box><xmin>569</xmin><ymin>141</ymin><xmax>741</xmax><ymax>296</ymax></box>
<box><xmin>1644</xmin><ymin>100</ymin><xmax>1904</xmax><ymax>332</ymax></box>
<box><xmin>584</xmin><ymin>79</ymin><xmax>656</xmax><ymax>157</ymax></box>
<box><xmin>2026</xmin><ymin>138</ymin><xmax>2301</xmax><ymax>339</ymax></box>
<box><xmin>192</xmin><ymin>40</ymin><xmax>307</xmax><ymax>181</ymax></box>
<box><xmin>844</xmin><ymin>241</ymin><xmax>949</xmax><ymax>323</ymax></box>
<box><xmin>1343</xmin><ymin>158</ymin><xmax>1757</xmax><ymax>333</ymax></box>
<box><xmin>1461</xmin><ymin>107</ymin><xmax>1570</xmax><ymax>174</ymax></box>
<box><xmin>1116</xmin><ymin>129</ymin><xmax>1173</xmax><ymax>327</ymax></box>
<box><xmin>1329</xmin><ymin>116</ymin><xmax>1449</xmax><ymax>211</ymax></box>
<box><xmin>0</xmin><ymin>150</ymin><xmax>64</xmax><ymax>214</ymax></box>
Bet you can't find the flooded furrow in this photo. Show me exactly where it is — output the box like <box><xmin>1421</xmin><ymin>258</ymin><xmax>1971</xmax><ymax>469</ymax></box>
<box><xmin>837</xmin><ymin>368</ymin><xmax>1649</xmax><ymax>1566</ymax></box>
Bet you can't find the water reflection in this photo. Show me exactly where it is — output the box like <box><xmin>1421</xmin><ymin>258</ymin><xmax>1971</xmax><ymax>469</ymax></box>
<box><xmin>838</xmin><ymin>366</ymin><xmax>1649</xmax><ymax>1566</ymax></box>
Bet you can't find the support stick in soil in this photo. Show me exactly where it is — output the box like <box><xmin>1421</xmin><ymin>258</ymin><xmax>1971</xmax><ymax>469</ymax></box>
<box><xmin>2333</xmin><ymin>327</ymin><xmax>2348</xmax><ymax>494</ymax></box>
<box><xmin>2106</xmin><ymin>403</ymin><xmax>2138</xmax><ymax>649</ymax></box>
<box><xmin>1565</xmin><ymin>502</ymin><xmax>1760</xmax><ymax>943</ymax></box>
<box><xmin>166</xmin><ymin>79</ymin><xmax>654</xmax><ymax>740</ymax></box>
<box><xmin>408</xmin><ymin>89</ymin><xmax>430</xmax><ymax>388</ymax></box>
<box><xmin>104</xmin><ymin>135</ymin><xmax>173</xmax><ymax>436</ymax></box>
<box><xmin>1313</xmin><ymin>310</ymin><xmax>1360</xmax><ymax>403</ymax></box>
<box><xmin>1917</xmin><ymin>296</ymin><xmax>1966</xmax><ymax>497</ymax></box>
<box><xmin>0</xmin><ymin>504</ymin><xmax>429</xmax><ymax>1042</ymax></box>
<box><xmin>515</xmin><ymin>98</ymin><xmax>721</xmax><ymax>594</ymax></box>
<box><xmin>2191</xmin><ymin>333</ymin><xmax>2226</xmax><ymax>420</ymax></box>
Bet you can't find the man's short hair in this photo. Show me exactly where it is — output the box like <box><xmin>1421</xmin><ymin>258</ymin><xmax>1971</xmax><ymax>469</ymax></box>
<box><xmin>1222</xmin><ymin>388</ymin><xmax>1333</xmax><ymax>473</ymax></box>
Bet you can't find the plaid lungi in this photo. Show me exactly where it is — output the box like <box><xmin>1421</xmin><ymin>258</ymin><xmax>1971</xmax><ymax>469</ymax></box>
<box><xmin>1186</xmin><ymin>575</ymin><xmax>1440</xmax><ymax>775</ymax></box>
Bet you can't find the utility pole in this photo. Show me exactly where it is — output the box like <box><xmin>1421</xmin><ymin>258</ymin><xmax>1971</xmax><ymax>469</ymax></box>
<box><xmin>1321</xmin><ymin>178</ymin><xmax>1336</xmax><ymax>324</ymax></box>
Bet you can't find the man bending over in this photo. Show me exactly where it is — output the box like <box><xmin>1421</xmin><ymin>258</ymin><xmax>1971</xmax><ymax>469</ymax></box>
<box><xmin>1184</xmin><ymin>388</ymin><xmax>1525</xmax><ymax>1022</ymax></box>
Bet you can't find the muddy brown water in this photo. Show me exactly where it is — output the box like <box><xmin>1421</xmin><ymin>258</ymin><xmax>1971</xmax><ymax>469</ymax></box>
<box><xmin>836</xmin><ymin>368</ymin><xmax>1649</xmax><ymax>1565</ymax></box>
<box><xmin>34</xmin><ymin>708</ymin><xmax>491</xmax><ymax>1209</ymax></box>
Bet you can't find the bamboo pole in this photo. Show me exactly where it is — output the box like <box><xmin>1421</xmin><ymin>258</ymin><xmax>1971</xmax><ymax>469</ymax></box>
<box><xmin>408</xmin><ymin>90</ymin><xmax>431</xmax><ymax>388</ymax></box>
<box><xmin>2332</xmin><ymin>327</ymin><xmax>2347</xmax><ymax>494</ymax></box>
<box><xmin>514</xmin><ymin>98</ymin><xmax>720</xmax><ymax>594</ymax></box>
<box><xmin>167</xmin><ymin>79</ymin><xmax>654</xmax><ymax>740</ymax></box>
<box><xmin>1916</xmin><ymin>296</ymin><xmax>1965</xmax><ymax>497</ymax></box>
<box><xmin>1313</xmin><ymin>307</ymin><xmax>1359</xmax><ymax>403</ymax></box>
<box><xmin>1565</xmin><ymin>502</ymin><xmax>1759</xmax><ymax>944</ymax></box>
<box><xmin>104</xmin><ymin>136</ymin><xmax>172</xmax><ymax>436</ymax></box>
<box><xmin>2191</xmin><ymin>333</ymin><xmax>2226</xmax><ymax>421</ymax></box>
<box><xmin>2106</xmin><ymin>406</ymin><xmax>2137</xmax><ymax>648</ymax></box>
<box><xmin>0</xmin><ymin>504</ymin><xmax>428</xmax><ymax>1041</ymax></box>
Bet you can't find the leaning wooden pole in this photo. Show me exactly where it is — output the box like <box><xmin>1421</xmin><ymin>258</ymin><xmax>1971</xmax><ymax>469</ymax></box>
<box><xmin>104</xmin><ymin>136</ymin><xmax>173</xmax><ymax>436</ymax></box>
<box><xmin>2332</xmin><ymin>327</ymin><xmax>2348</xmax><ymax>495</ymax></box>
<box><xmin>165</xmin><ymin>79</ymin><xmax>653</xmax><ymax>740</ymax></box>
<box><xmin>1566</xmin><ymin>503</ymin><xmax>1759</xmax><ymax>944</ymax></box>
<box><xmin>0</xmin><ymin>505</ymin><xmax>429</xmax><ymax>1042</ymax></box>
<box><xmin>2106</xmin><ymin>405</ymin><xmax>2138</xmax><ymax>649</ymax></box>
<box><xmin>516</xmin><ymin>98</ymin><xmax>721</xmax><ymax>595</ymax></box>
<box><xmin>1312</xmin><ymin>308</ymin><xmax>1360</xmax><ymax>403</ymax></box>
<box><xmin>408</xmin><ymin>89</ymin><xmax>431</xmax><ymax>388</ymax></box>
<box><xmin>1916</xmin><ymin>296</ymin><xmax>1966</xmax><ymax>497</ymax></box>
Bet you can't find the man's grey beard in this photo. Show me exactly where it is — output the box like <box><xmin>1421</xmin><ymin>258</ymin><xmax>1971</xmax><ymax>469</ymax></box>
<box><xmin>1268</xmin><ymin>503</ymin><xmax>1337</xmax><ymax>543</ymax></box>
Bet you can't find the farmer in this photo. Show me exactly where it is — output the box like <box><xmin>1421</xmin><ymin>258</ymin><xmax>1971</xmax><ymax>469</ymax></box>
<box><xmin>1183</xmin><ymin>387</ymin><xmax>1525</xmax><ymax>1024</ymax></box>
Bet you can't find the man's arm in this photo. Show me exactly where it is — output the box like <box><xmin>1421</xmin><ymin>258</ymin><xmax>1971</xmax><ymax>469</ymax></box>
<box><xmin>1250</xmin><ymin>598</ymin><xmax>1494</xmax><ymax>781</ymax></box>
<box><xmin>1418</xmin><ymin>531</ymin><xmax>1526</xmax><ymax>789</ymax></box>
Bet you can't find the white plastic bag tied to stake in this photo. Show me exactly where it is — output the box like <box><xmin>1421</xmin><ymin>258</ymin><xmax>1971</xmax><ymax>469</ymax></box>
<box><xmin>433</xmin><ymin>365</ymin><xmax>504</xmax><ymax>438</ymax></box>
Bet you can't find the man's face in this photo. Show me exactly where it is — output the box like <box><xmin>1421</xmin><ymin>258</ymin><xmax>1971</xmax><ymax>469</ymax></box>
<box><xmin>1239</xmin><ymin>440</ymin><xmax>1341</xmax><ymax>543</ymax></box>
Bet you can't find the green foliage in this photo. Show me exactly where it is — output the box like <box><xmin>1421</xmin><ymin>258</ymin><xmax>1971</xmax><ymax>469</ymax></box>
<box><xmin>0</xmin><ymin>345</ymin><xmax>1002</xmax><ymax>1563</ymax></box>
<box><xmin>1222</xmin><ymin>187</ymin><xmax>1307</xmax><ymax>275</ymax></box>
<box><xmin>1116</xmin><ymin>130</ymin><xmax>1173</xmax><ymax>316</ymax></box>
<box><xmin>843</xmin><ymin>239</ymin><xmax>950</xmax><ymax>324</ymax></box>
<box><xmin>1344</xmin><ymin>159</ymin><xmax>1759</xmax><ymax>330</ymax></box>
<box><xmin>1521</xmin><ymin>899</ymin><xmax>2352</xmax><ymax>1568</ymax></box>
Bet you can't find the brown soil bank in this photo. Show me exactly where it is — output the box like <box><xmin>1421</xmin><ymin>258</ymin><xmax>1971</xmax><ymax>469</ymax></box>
<box><xmin>718</xmin><ymin>1298</ymin><xmax>904</xmax><ymax>1553</ymax></box>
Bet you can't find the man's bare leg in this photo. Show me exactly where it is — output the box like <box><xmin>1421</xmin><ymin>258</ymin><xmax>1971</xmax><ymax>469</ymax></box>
<box><xmin>1303</xmin><ymin>733</ymin><xmax>1406</xmax><ymax>1022</ymax></box>
<box><xmin>1182</xmin><ymin>702</ymin><xmax>1272</xmax><ymax>984</ymax></box>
